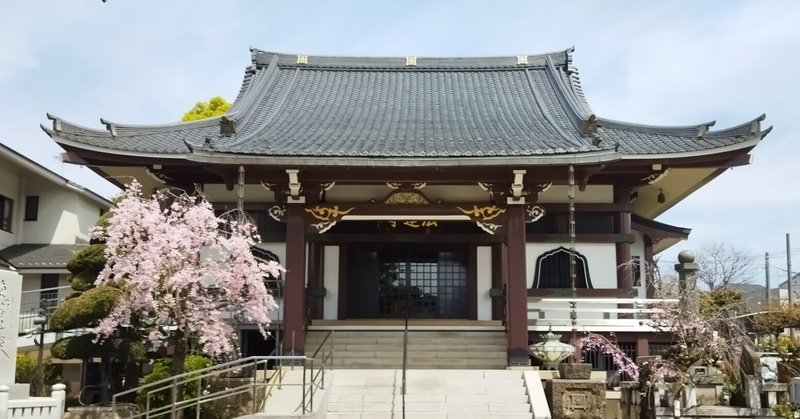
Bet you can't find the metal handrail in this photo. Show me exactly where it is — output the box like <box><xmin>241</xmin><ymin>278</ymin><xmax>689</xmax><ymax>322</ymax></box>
<box><xmin>113</xmin><ymin>330</ymin><xmax>334</xmax><ymax>419</ymax></box>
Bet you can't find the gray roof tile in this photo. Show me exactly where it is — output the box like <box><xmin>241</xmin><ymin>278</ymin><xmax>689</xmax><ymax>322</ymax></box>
<box><xmin>44</xmin><ymin>48</ymin><xmax>769</xmax><ymax>162</ymax></box>
<box><xmin>0</xmin><ymin>244</ymin><xmax>85</xmax><ymax>269</ymax></box>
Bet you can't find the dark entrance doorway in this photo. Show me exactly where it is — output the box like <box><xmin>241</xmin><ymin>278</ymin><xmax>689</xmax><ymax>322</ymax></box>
<box><xmin>346</xmin><ymin>244</ymin><xmax>469</xmax><ymax>319</ymax></box>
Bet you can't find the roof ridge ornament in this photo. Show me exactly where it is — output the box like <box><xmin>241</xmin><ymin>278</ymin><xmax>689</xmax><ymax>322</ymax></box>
<box><xmin>220</xmin><ymin>116</ymin><xmax>236</xmax><ymax>137</ymax></box>
<box><xmin>583</xmin><ymin>114</ymin><xmax>598</xmax><ymax>135</ymax></box>
<box><xmin>406</xmin><ymin>56</ymin><xmax>417</xmax><ymax>67</ymax></box>
<box><xmin>516</xmin><ymin>55</ymin><xmax>528</xmax><ymax>65</ymax></box>
<box><xmin>296</xmin><ymin>55</ymin><xmax>308</xmax><ymax>65</ymax></box>
<box><xmin>100</xmin><ymin>118</ymin><xmax>117</xmax><ymax>136</ymax></box>
<box><xmin>46</xmin><ymin>113</ymin><xmax>61</xmax><ymax>132</ymax></box>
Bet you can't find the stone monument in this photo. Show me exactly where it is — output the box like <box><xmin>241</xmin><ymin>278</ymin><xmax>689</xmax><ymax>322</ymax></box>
<box><xmin>0</xmin><ymin>269</ymin><xmax>30</xmax><ymax>398</ymax></box>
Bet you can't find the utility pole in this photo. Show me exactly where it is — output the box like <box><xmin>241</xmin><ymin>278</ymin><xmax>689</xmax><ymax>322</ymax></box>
<box><xmin>788</xmin><ymin>233</ymin><xmax>794</xmax><ymax>339</ymax></box>
<box><xmin>788</xmin><ymin>233</ymin><xmax>793</xmax><ymax>305</ymax></box>
<box><xmin>765</xmin><ymin>252</ymin><xmax>771</xmax><ymax>305</ymax></box>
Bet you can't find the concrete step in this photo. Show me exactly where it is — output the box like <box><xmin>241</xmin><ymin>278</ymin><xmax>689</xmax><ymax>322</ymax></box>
<box><xmin>306</xmin><ymin>330</ymin><xmax>508</xmax><ymax>370</ymax></box>
<box><xmin>326</xmin><ymin>413</ymin><xmax>534</xmax><ymax>419</ymax></box>
<box><xmin>322</xmin><ymin>369</ymin><xmax>534</xmax><ymax>418</ymax></box>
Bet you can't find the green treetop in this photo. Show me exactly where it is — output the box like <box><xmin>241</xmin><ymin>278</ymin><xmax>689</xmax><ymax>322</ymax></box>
<box><xmin>180</xmin><ymin>96</ymin><xmax>231</xmax><ymax>121</ymax></box>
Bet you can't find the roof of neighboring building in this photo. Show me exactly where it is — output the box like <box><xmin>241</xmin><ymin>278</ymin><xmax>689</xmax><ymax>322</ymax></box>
<box><xmin>631</xmin><ymin>214</ymin><xmax>691</xmax><ymax>255</ymax></box>
<box><xmin>778</xmin><ymin>273</ymin><xmax>800</xmax><ymax>289</ymax></box>
<box><xmin>0</xmin><ymin>244</ymin><xmax>85</xmax><ymax>270</ymax></box>
<box><xmin>0</xmin><ymin>143</ymin><xmax>112</xmax><ymax>208</ymax></box>
<box><xmin>43</xmin><ymin>48</ymin><xmax>770</xmax><ymax>166</ymax></box>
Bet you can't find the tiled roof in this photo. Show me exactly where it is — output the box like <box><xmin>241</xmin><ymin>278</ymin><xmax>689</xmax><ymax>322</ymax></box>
<box><xmin>0</xmin><ymin>244</ymin><xmax>84</xmax><ymax>269</ymax></box>
<box><xmin>43</xmin><ymin>48</ymin><xmax>770</xmax><ymax>164</ymax></box>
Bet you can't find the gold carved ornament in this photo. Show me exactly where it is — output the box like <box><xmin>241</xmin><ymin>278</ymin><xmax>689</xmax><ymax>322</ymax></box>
<box><xmin>304</xmin><ymin>205</ymin><xmax>355</xmax><ymax>234</ymax></box>
<box><xmin>457</xmin><ymin>205</ymin><xmax>506</xmax><ymax>235</ymax></box>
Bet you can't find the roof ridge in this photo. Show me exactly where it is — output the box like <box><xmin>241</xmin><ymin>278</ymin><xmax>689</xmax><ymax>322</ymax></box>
<box><xmin>227</xmin><ymin>53</ymin><xmax>282</xmax><ymax>136</ymax></box>
<box><xmin>522</xmin><ymin>69</ymin><xmax>586</xmax><ymax>150</ymax></box>
<box><xmin>224</xmin><ymin>67</ymin><xmax>300</xmax><ymax>150</ymax></box>
<box><xmin>543</xmin><ymin>56</ymin><xmax>595</xmax><ymax>136</ymax></box>
<box><xmin>249</xmin><ymin>47</ymin><xmax>574</xmax><ymax>69</ymax></box>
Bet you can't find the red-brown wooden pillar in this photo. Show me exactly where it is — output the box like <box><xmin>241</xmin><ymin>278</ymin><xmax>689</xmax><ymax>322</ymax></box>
<box><xmin>615</xmin><ymin>186</ymin><xmax>633</xmax><ymax>290</ymax></box>
<box><xmin>283</xmin><ymin>203</ymin><xmax>307</xmax><ymax>355</ymax></box>
<box><xmin>506</xmin><ymin>205</ymin><xmax>529</xmax><ymax>365</ymax></box>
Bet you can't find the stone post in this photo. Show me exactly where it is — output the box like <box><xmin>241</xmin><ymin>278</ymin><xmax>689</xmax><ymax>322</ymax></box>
<box><xmin>674</xmin><ymin>250</ymin><xmax>699</xmax><ymax>313</ymax></box>
<box><xmin>0</xmin><ymin>270</ymin><xmax>29</xmax><ymax>398</ymax></box>
<box><xmin>52</xmin><ymin>383</ymin><xmax>66</xmax><ymax>415</ymax></box>
<box><xmin>0</xmin><ymin>385</ymin><xmax>8</xmax><ymax>419</ymax></box>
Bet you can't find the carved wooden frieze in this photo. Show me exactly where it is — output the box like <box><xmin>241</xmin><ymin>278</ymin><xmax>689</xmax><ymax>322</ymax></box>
<box><xmin>305</xmin><ymin>205</ymin><xmax>354</xmax><ymax>234</ymax></box>
<box><xmin>268</xmin><ymin>205</ymin><xmax>286</xmax><ymax>222</ymax></box>
<box><xmin>525</xmin><ymin>204</ymin><xmax>545</xmax><ymax>223</ymax></box>
<box><xmin>383</xmin><ymin>190</ymin><xmax>430</xmax><ymax>205</ymax></box>
<box><xmin>457</xmin><ymin>204</ymin><xmax>506</xmax><ymax>235</ymax></box>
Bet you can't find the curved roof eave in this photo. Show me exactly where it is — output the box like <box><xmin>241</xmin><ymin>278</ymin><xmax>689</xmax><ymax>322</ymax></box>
<box><xmin>183</xmin><ymin>149</ymin><xmax>623</xmax><ymax>167</ymax></box>
<box><xmin>46</xmin><ymin>112</ymin><xmax>227</xmax><ymax>137</ymax></box>
<box><xmin>618</xmin><ymin>136</ymin><xmax>762</xmax><ymax>161</ymax></box>
<box><xmin>44</xmin><ymin>130</ymin><xmax>189</xmax><ymax>161</ymax></box>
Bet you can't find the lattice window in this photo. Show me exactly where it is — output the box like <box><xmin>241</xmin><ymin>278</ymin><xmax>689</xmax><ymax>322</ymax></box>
<box><xmin>532</xmin><ymin>247</ymin><xmax>593</xmax><ymax>289</ymax></box>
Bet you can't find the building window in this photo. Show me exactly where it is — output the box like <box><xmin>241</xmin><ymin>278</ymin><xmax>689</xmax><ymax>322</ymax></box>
<box><xmin>24</xmin><ymin>196</ymin><xmax>39</xmax><ymax>221</ymax></box>
<box><xmin>40</xmin><ymin>273</ymin><xmax>60</xmax><ymax>310</ymax></box>
<box><xmin>532</xmin><ymin>247</ymin><xmax>593</xmax><ymax>289</ymax></box>
<box><xmin>0</xmin><ymin>195</ymin><xmax>12</xmax><ymax>232</ymax></box>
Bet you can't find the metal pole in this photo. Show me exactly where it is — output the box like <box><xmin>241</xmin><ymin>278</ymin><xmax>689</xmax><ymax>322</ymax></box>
<box><xmin>788</xmin><ymin>233</ymin><xmax>793</xmax><ymax>305</ymax></box>
<box><xmin>402</xmin><ymin>273</ymin><xmax>409</xmax><ymax>419</ymax></box>
<box><xmin>170</xmin><ymin>376</ymin><xmax>178</xmax><ymax>419</ymax></box>
<box><xmin>788</xmin><ymin>233</ymin><xmax>794</xmax><ymax>338</ymax></box>
<box><xmin>301</xmin><ymin>359</ymin><xmax>307</xmax><ymax>414</ymax></box>
<box><xmin>237</xmin><ymin>165</ymin><xmax>245</xmax><ymax>211</ymax></box>
<box><xmin>765</xmin><ymin>252</ymin><xmax>771</xmax><ymax>306</ymax></box>
<box><xmin>37</xmin><ymin>325</ymin><xmax>45</xmax><ymax>396</ymax></box>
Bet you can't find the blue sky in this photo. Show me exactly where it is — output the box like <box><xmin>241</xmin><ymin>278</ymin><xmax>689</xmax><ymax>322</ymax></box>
<box><xmin>1</xmin><ymin>1</ymin><xmax>798</xmax><ymax>280</ymax></box>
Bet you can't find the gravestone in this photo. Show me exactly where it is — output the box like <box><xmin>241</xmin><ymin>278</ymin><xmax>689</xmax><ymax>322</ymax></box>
<box><xmin>0</xmin><ymin>269</ymin><xmax>31</xmax><ymax>398</ymax></box>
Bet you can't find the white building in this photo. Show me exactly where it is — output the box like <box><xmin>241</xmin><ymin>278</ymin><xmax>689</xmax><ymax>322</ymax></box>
<box><xmin>0</xmin><ymin>142</ymin><xmax>111</xmax><ymax>355</ymax></box>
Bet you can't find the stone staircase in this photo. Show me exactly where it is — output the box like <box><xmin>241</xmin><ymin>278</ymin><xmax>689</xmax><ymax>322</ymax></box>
<box><xmin>325</xmin><ymin>369</ymin><xmax>535</xmax><ymax>419</ymax></box>
<box><xmin>305</xmin><ymin>329</ymin><xmax>507</xmax><ymax>369</ymax></box>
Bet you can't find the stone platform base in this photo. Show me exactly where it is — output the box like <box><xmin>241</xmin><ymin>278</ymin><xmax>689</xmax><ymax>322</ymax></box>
<box><xmin>546</xmin><ymin>379</ymin><xmax>606</xmax><ymax>419</ymax></box>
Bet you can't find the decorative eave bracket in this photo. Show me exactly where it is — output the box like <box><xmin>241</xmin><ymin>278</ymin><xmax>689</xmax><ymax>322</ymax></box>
<box><xmin>286</xmin><ymin>169</ymin><xmax>304</xmax><ymax>204</ymax></box>
<box><xmin>508</xmin><ymin>170</ymin><xmax>526</xmax><ymax>205</ymax></box>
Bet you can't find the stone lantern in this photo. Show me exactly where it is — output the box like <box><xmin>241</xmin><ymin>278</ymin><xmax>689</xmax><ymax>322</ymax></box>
<box><xmin>529</xmin><ymin>329</ymin><xmax>575</xmax><ymax>370</ymax></box>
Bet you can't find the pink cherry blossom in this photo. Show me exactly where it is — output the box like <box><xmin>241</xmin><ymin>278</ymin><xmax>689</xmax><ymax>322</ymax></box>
<box><xmin>92</xmin><ymin>181</ymin><xmax>280</xmax><ymax>360</ymax></box>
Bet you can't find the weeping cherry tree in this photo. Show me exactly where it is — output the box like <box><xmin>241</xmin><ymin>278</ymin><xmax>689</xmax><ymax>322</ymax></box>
<box><xmin>92</xmin><ymin>180</ymin><xmax>281</xmax><ymax>377</ymax></box>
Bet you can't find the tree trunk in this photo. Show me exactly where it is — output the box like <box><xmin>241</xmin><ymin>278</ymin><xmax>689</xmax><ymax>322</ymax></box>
<box><xmin>170</xmin><ymin>328</ymin><xmax>187</xmax><ymax>419</ymax></box>
<box><xmin>171</xmin><ymin>328</ymin><xmax>187</xmax><ymax>377</ymax></box>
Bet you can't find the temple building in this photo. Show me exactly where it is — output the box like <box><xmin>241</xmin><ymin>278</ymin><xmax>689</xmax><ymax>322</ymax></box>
<box><xmin>42</xmin><ymin>48</ymin><xmax>769</xmax><ymax>367</ymax></box>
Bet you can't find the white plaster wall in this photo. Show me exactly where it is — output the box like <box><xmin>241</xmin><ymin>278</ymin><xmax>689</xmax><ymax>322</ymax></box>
<box><xmin>202</xmin><ymin>184</ymin><xmax>275</xmax><ymax>204</ymax></box>
<box><xmin>22</xmin><ymin>189</ymin><xmax>81</xmax><ymax>244</ymax></box>
<box><xmin>631</xmin><ymin>230</ymin><xmax>647</xmax><ymax>298</ymax></box>
<box><xmin>0</xmin><ymin>164</ymin><xmax>20</xmax><ymax>248</ymax></box>
<box><xmin>323</xmin><ymin>246</ymin><xmax>339</xmax><ymax>320</ymax></box>
<box><xmin>74</xmin><ymin>195</ymin><xmax>104</xmax><ymax>243</ymax></box>
<box><xmin>525</xmin><ymin>242</ymin><xmax>617</xmax><ymax>290</ymax></box>
<box><xmin>476</xmin><ymin>246</ymin><xmax>493</xmax><ymax>320</ymax></box>
<box><xmin>325</xmin><ymin>184</ymin><xmax>489</xmax><ymax>203</ymax></box>
<box><xmin>255</xmin><ymin>242</ymin><xmax>286</xmax><ymax>265</ymax></box>
<box><xmin>537</xmin><ymin>185</ymin><xmax>613</xmax><ymax>204</ymax></box>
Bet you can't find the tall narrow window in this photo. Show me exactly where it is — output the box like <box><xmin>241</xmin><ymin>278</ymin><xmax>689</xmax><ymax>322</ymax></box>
<box><xmin>0</xmin><ymin>195</ymin><xmax>12</xmax><ymax>232</ymax></box>
<box><xmin>25</xmin><ymin>196</ymin><xmax>39</xmax><ymax>221</ymax></box>
<box><xmin>531</xmin><ymin>247</ymin><xmax>593</xmax><ymax>289</ymax></box>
